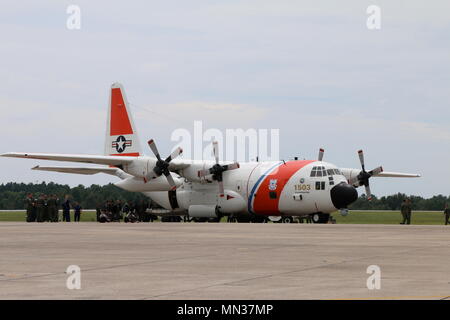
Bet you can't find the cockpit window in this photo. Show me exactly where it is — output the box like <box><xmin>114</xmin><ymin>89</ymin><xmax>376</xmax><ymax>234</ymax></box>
<box><xmin>327</xmin><ymin>169</ymin><xmax>334</xmax><ymax>176</ymax></box>
<box><xmin>310</xmin><ymin>166</ymin><xmax>329</xmax><ymax>177</ymax></box>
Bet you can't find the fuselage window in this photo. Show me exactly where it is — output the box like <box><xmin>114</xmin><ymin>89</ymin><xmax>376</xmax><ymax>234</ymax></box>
<box><xmin>315</xmin><ymin>181</ymin><xmax>321</xmax><ymax>190</ymax></box>
<box><xmin>321</xmin><ymin>181</ymin><xmax>326</xmax><ymax>190</ymax></box>
<box><xmin>269</xmin><ymin>191</ymin><xmax>277</xmax><ymax>199</ymax></box>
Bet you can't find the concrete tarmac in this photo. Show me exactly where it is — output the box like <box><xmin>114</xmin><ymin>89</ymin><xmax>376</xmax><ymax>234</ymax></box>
<box><xmin>0</xmin><ymin>222</ymin><xmax>449</xmax><ymax>300</ymax></box>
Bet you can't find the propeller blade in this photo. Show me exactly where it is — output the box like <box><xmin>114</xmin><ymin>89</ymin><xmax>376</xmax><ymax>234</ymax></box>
<box><xmin>198</xmin><ymin>169</ymin><xmax>212</xmax><ymax>178</ymax></box>
<box><xmin>369</xmin><ymin>166</ymin><xmax>383</xmax><ymax>176</ymax></box>
<box><xmin>365</xmin><ymin>185</ymin><xmax>372</xmax><ymax>201</ymax></box>
<box><xmin>148</xmin><ymin>139</ymin><xmax>162</xmax><ymax>161</ymax></box>
<box><xmin>358</xmin><ymin>149</ymin><xmax>365</xmax><ymax>170</ymax></box>
<box><xmin>165</xmin><ymin>147</ymin><xmax>183</xmax><ymax>163</ymax></box>
<box><xmin>224</xmin><ymin>162</ymin><xmax>240</xmax><ymax>171</ymax></box>
<box><xmin>218</xmin><ymin>180</ymin><xmax>225</xmax><ymax>197</ymax></box>
<box><xmin>318</xmin><ymin>148</ymin><xmax>324</xmax><ymax>161</ymax></box>
<box><xmin>164</xmin><ymin>172</ymin><xmax>177</xmax><ymax>190</ymax></box>
<box><xmin>212</xmin><ymin>141</ymin><xmax>219</xmax><ymax>164</ymax></box>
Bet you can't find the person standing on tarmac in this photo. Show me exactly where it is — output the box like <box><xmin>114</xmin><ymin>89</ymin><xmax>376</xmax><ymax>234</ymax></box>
<box><xmin>400</xmin><ymin>199</ymin><xmax>408</xmax><ymax>224</ymax></box>
<box><xmin>42</xmin><ymin>194</ymin><xmax>49</xmax><ymax>222</ymax></box>
<box><xmin>47</xmin><ymin>194</ymin><xmax>58</xmax><ymax>222</ymax></box>
<box><xmin>62</xmin><ymin>195</ymin><xmax>71</xmax><ymax>222</ymax></box>
<box><xmin>405</xmin><ymin>198</ymin><xmax>412</xmax><ymax>225</ymax></box>
<box><xmin>36</xmin><ymin>194</ymin><xmax>45</xmax><ymax>222</ymax></box>
<box><xmin>444</xmin><ymin>203</ymin><xmax>450</xmax><ymax>226</ymax></box>
<box><xmin>73</xmin><ymin>202</ymin><xmax>82</xmax><ymax>222</ymax></box>
<box><xmin>95</xmin><ymin>202</ymin><xmax>102</xmax><ymax>222</ymax></box>
<box><xmin>24</xmin><ymin>193</ymin><xmax>35</xmax><ymax>222</ymax></box>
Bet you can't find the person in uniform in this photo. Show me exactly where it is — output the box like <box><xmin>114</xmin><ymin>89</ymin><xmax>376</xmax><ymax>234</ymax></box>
<box><xmin>444</xmin><ymin>203</ymin><xmax>450</xmax><ymax>225</ymax></box>
<box><xmin>95</xmin><ymin>202</ymin><xmax>102</xmax><ymax>222</ymax></box>
<box><xmin>62</xmin><ymin>195</ymin><xmax>71</xmax><ymax>222</ymax></box>
<box><xmin>400</xmin><ymin>199</ymin><xmax>408</xmax><ymax>224</ymax></box>
<box><xmin>47</xmin><ymin>195</ymin><xmax>58</xmax><ymax>222</ymax></box>
<box><xmin>73</xmin><ymin>202</ymin><xmax>82</xmax><ymax>222</ymax></box>
<box><xmin>42</xmin><ymin>194</ymin><xmax>50</xmax><ymax>222</ymax></box>
<box><xmin>24</xmin><ymin>193</ymin><xmax>35</xmax><ymax>222</ymax></box>
<box><xmin>36</xmin><ymin>194</ymin><xmax>45</xmax><ymax>222</ymax></box>
<box><xmin>405</xmin><ymin>198</ymin><xmax>412</xmax><ymax>225</ymax></box>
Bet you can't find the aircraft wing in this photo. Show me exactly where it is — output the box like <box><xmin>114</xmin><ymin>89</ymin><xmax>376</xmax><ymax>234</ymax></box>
<box><xmin>33</xmin><ymin>166</ymin><xmax>116</xmax><ymax>175</ymax></box>
<box><xmin>1</xmin><ymin>152</ymin><xmax>136</xmax><ymax>166</ymax></box>
<box><xmin>31</xmin><ymin>166</ymin><xmax>132</xmax><ymax>179</ymax></box>
<box><xmin>341</xmin><ymin>168</ymin><xmax>421</xmax><ymax>185</ymax></box>
<box><xmin>372</xmin><ymin>171</ymin><xmax>421</xmax><ymax>178</ymax></box>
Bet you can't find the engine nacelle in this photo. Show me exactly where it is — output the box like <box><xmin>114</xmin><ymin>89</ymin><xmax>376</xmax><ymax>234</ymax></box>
<box><xmin>217</xmin><ymin>190</ymin><xmax>246</xmax><ymax>214</ymax></box>
<box><xmin>122</xmin><ymin>158</ymin><xmax>158</xmax><ymax>178</ymax></box>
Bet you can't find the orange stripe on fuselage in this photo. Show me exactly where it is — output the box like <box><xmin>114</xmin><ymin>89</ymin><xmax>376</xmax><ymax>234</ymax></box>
<box><xmin>252</xmin><ymin>160</ymin><xmax>315</xmax><ymax>215</ymax></box>
<box><xmin>110</xmin><ymin>88</ymin><xmax>133</xmax><ymax>136</ymax></box>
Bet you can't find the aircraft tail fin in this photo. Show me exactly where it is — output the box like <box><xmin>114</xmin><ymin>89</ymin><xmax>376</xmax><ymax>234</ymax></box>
<box><xmin>104</xmin><ymin>83</ymin><xmax>142</xmax><ymax>157</ymax></box>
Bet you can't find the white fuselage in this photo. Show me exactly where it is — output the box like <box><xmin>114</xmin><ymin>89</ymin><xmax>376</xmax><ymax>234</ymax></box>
<box><xmin>129</xmin><ymin>159</ymin><xmax>349</xmax><ymax>217</ymax></box>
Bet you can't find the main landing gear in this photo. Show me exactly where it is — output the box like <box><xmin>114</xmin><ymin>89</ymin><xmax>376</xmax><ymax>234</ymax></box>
<box><xmin>310</xmin><ymin>213</ymin><xmax>330</xmax><ymax>224</ymax></box>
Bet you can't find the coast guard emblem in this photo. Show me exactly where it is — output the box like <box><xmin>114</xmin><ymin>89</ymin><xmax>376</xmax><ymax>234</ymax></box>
<box><xmin>269</xmin><ymin>179</ymin><xmax>278</xmax><ymax>191</ymax></box>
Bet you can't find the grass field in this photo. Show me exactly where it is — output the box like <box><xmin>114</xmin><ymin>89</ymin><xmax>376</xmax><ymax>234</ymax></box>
<box><xmin>0</xmin><ymin>210</ymin><xmax>447</xmax><ymax>225</ymax></box>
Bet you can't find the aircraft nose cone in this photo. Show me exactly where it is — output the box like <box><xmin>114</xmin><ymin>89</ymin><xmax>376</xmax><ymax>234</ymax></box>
<box><xmin>330</xmin><ymin>183</ymin><xmax>358</xmax><ymax>209</ymax></box>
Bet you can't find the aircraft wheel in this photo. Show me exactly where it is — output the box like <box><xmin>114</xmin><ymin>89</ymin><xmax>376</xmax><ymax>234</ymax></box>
<box><xmin>282</xmin><ymin>216</ymin><xmax>294</xmax><ymax>223</ymax></box>
<box><xmin>311</xmin><ymin>213</ymin><xmax>330</xmax><ymax>224</ymax></box>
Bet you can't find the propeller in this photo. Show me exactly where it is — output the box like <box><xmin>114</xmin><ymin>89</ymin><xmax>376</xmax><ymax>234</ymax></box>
<box><xmin>352</xmin><ymin>150</ymin><xmax>383</xmax><ymax>200</ymax></box>
<box><xmin>318</xmin><ymin>148</ymin><xmax>324</xmax><ymax>161</ymax></box>
<box><xmin>197</xmin><ymin>141</ymin><xmax>240</xmax><ymax>197</ymax></box>
<box><xmin>145</xmin><ymin>139</ymin><xmax>183</xmax><ymax>190</ymax></box>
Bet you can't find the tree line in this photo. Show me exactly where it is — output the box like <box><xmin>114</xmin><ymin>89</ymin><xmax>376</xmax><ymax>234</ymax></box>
<box><xmin>0</xmin><ymin>182</ymin><xmax>448</xmax><ymax>211</ymax></box>
<box><xmin>0</xmin><ymin>182</ymin><xmax>152</xmax><ymax>210</ymax></box>
<box><xmin>349</xmin><ymin>193</ymin><xmax>449</xmax><ymax>211</ymax></box>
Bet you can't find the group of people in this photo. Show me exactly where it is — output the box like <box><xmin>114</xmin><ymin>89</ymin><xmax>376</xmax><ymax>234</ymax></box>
<box><xmin>96</xmin><ymin>199</ymin><xmax>154</xmax><ymax>223</ymax></box>
<box><xmin>25</xmin><ymin>193</ymin><xmax>82</xmax><ymax>222</ymax></box>
<box><xmin>400</xmin><ymin>199</ymin><xmax>450</xmax><ymax>225</ymax></box>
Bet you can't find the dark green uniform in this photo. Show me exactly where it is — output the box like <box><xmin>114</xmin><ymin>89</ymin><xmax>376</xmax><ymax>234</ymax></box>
<box><xmin>405</xmin><ymin>203</ymin><xmax>412</xmax><ymax>225</ymax></box>
<box><xmin>36</xmin><ymin>198</ymin><xmax>45</xmax><ymax>222</ymax></box>
<box><xmin>445</xmin><ymin>208</ymin><xmax>450</xmax><ymax>225</ymax></box>
<box><xmin>47</xmin><ymin>197</ymin><xmax>58</xmax><ymax>222</ymax></box>
<box><xmin>25</xmin><ymin>197</ymin><xmax>35</xmax><ymax>222</ymax></box>
<box><xmin>42</xmin><ymin>198</ymin><xmax>49</xmax><ymax>222</ymax></box>
<box><xmin>400</xmin><ymin>202</ymin><xmax>408</xmax><ymax>224</ymax></box>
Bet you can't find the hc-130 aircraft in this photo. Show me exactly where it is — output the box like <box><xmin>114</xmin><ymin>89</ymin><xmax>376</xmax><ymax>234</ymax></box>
<box><xmin>1</xmin><ymin>83</ymin><xmax>420</xmax><ymax>223</ymax></box>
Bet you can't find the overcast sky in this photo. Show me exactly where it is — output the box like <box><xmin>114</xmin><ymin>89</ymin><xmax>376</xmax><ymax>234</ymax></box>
<box><xmin>1</xmin><ymin>0</ymin><xmax>449</xmax><ymax>198</ymax></box>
